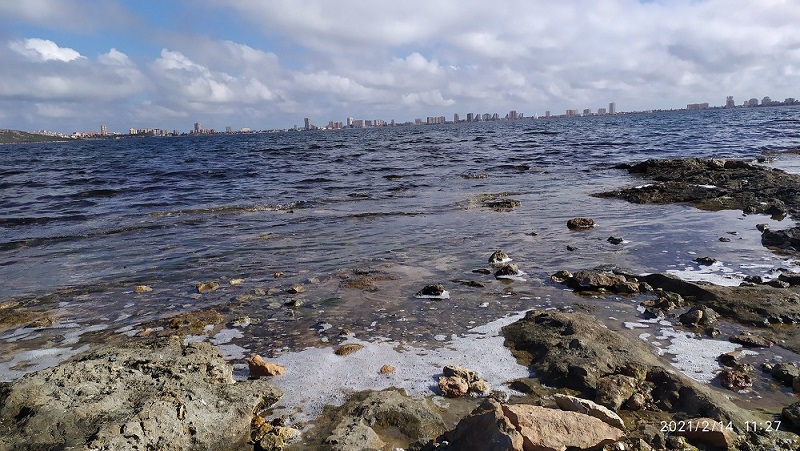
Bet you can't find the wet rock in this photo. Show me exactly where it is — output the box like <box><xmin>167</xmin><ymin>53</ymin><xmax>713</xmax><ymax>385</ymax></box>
<box><xmin>596</xmin><ymin>158</ymin><xmax>800</xmax><ymax>223</ymax></box>
<box><xmin>502</xmin><ymin>310</ymin><xmax>756</xmax><ymax>426</ymax></box>
<box><xmin>719</xmin><ymin>368</ymin><xmax>752</xmax><ymax>391</ymax></box>
<box><xmin>251</xmin><ymin>415</ymin><xmax>300</xmax><ymax>450</ymax></box>
<box><xmin>783</xmin><ymin>400</ymin><xmax>800</xmax><ymax>428</ymax></box>
<box><xmin>550</xmin><ymin>270</ymin><xmax>573</xmax><ymax>284</ymax></box>
<box><xmin>553</xmin><ymin>393</ymin><xmax>625</xmax><ymax>429</ymax></box>
<box><xmin>286</xmin><ymin>283</ymin><xmax>305</xmax><ymax>294</ymax></box>
<box><xmin>767</xmin><ymin>279</ymin><xmax>792</xmax><ymax>288</ymax></box>
<box><xmin>484</xmin><ymin>198</ymin><xmax>520</xmax><ymax>211</ymax></box>
<box><xmin>443</xmin><ymin>364</ymin><xmax>479</xmax><ymax>383</ymax></box>
<box><xmin>694</xmin><ymin>256</ymin><xmax>717</xmax><ymax>266</ymax></box>
<box><xmin>730</xmin><ymin>333</ymin><xmax>772</xmax><ymax>348</ymax></box>
<box><xmin>379</xmin><ymin>364</ymin><xmax>396</xmax><ymax>374</ymax></box>
<box><xmin>452</xmin><ymin>279</ymin><xmax>485</xmax><ymax>288</ymax></box>
<box><xmin>247</xmin><ymin>354</ymin><xmax>286</xmax><ymax>377</ymax></box>
<box><xmin>444</xmin><ymin>399</ymin><xmax>524</xmax><ymax>450</ymax></box>
<box><xmin>625</xmin><ymin>392</ymin><xmax>648</xmax><ymax>411</ymax></box>
<box><xmin>167</xmin><ymin>309</ymin><xmax>225</xmax><ymax>334</ymax></box>
<box><xmin>196</xmin><ymin>280</ymin><xmax>220</xmax><ymax>293</ymax></box>
<box><xmin>0</xmin><ymin>337</ymin><xmax>282</xmax><ymax>451</ymax></box>
<box><xmin>27</xmin><ymin>316</ymin><xmax>57</xmax><ymax>328</ymax></box>
<box><xmin>567</xmin><ymin>217</ymin><xmax>595</xmax><ymax>230</ymax></box>
<box><xmin>472</xmin><ymin>268</ymin><xmax>492</xmax><ymax>275</ymax></box>
<box><xmin>494</xmin><ymin>263</ymin><xmax>523</xmax><ymax>279</ymax></box>
<box><xmin>468</xmin><ymin>380</ymin><xmax>492</xmax><ymax>397</ymax></box>
<box><xmin>762</xmin><ymin>227</ymin><xmax>800</xmax><ymax>251</ymax></box>
<box><xmin>743</xmin><ymin>275</ymin><xmax>764</xmax><ymax>285</ymax></box>
<box><xmin>678</xmin><ymin>305</ymin><xmax>719</xmax><ymax>327</ymax></box>
<box><xmin>607</xmin><ymin>236</ymin><xmax>624</xmax><ymax>245</ymax></box>
<box><xmin>488</xmin><ymin>250</ymin><xmax>511</xmax><ymax>265</ymax></box>
<box><xmin>718</xmin><ymin>351</ymin><xmax>742</xmax><ymax>367</ymax></box>
<box><xmin>771</xmin><ymin>363</ymin><xmax>800</xmax><ymax>386</ymax></box>
<box><xmin>502</xmin><ymin>403</ymin><xmax>625</xmax><ymax>450</ymax></box>
<box><xmin>310</xmin><ymin>388</ymin><xmax>446</xmax><ymax>451</ymax></box>
<box><xmin>415</xmin><ymin>284</ymin><xmax>449</xmax><ymax>299</ymax></box>
<box><xmin>566</xmin><ymin>245</ymin><xmax>577</xmax><ymax>251</ymax></box>
<box><xmin>719</xmin><ymin>236</ymin><xmax>731</xmax><ymax>242</ymax></box>
<box><xmin>229</xmin><ymin>278</ymin><xmax>244</xmax><ymax>286</ymax></box>
<box><xmin>334</xmin><ymin>343</ymin><xmax>364</xmax><ymax>356</ymax></box>
<box><xmin>595</xmin><ymin>374</ymin><xmax>637</xmax><ymax>411</ymax></box>
<box><xmin>134</xmin><ymin>285</ymin><xmax>153</xmax><ymax>293</ymax></box>
<box><xmin>778</xmin><ymin>272</ymin><xmax>800</xmax><ymax>286</ymax></box>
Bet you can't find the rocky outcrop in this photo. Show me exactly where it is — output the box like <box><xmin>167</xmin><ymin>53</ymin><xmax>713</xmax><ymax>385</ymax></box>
<box><xmin>437</xmin><ymin>365</ymin><xmax>491</xmax><ymax>398</ymax></box>
<box><xmin>567</xmin><ymin>217</ymin><xmax>595</xmax><ymax>230</ymax></box>
<box><xmin>0</xmin><ymin>336</ymin><xmax>282</xmax><ymax>451</ymax></box>
<box><xmin>304</xmin><ymin>388</ymin><xmax>446</xmax><ymax>451</ymax></box>
<box><xmin>596</xmin><ymin>158</ymin><xmax>800</xmax><ymax>219</ymax></box>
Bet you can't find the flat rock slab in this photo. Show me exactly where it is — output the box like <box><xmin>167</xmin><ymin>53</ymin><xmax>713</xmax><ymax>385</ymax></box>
<box><xmin>595</xmin><ymin>158</ymin><xmax>800</xmax><ymax>219</ymax></box>
<box><xmin>0</xmin><ymin>336</ymin><xmax>282</xmax><ymax>451</ymax></box>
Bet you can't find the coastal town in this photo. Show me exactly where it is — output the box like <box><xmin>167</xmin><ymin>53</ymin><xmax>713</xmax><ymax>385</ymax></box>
<box><xmin>4</xmin><ymin>94</ymin><xmax>798</xmax><ymax>144</ymax></box>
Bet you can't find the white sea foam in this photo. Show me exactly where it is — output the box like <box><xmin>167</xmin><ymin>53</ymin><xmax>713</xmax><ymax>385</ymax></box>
<box><xmin>261</xmin><ymin>312</ymin><xmax>531</xmax><ymax>425</ymax></box>
<box><xmin>0</xmin><ymin>345</ymin><xmax>90</xmax><ymax>382</ymax></box>
<box><xmin>645</xmin><ymin>327</ymin><xmax>739</xmax><ymax>383</ymax></box>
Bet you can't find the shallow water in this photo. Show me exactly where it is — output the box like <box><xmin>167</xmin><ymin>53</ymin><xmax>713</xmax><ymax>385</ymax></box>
<box><xmin>3</xmin><ymin>106</ymin><xmax>800</xmax><ymax>421</ymax></box>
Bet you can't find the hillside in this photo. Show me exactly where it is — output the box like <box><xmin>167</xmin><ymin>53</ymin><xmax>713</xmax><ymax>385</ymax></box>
<box><xmin>0</xmin><ymin>129</ymin><xmax>68</xmax><ymax>144</ymax></box>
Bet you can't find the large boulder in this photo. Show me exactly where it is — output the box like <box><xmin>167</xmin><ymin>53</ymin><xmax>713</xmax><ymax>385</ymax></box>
<box><xmin>443</xmin><ymin>399</ymin><xmax>624</xmax><ymax>451</ymax></box>
<box><xmin>0</xmin><ymin>336</ymin><xmax>281</xmax><ymax>451</ymax></box>
<box><xmin>307</xmin><ymin>388</ymin><xmax>446</xmax><ymax>451</ymax></box>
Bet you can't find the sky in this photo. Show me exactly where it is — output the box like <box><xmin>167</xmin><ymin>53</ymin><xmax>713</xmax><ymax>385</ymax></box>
<box><xmin>1</xmin><ymin>0</ymin><xmax>799</xmax><ymax>134</ymax></box>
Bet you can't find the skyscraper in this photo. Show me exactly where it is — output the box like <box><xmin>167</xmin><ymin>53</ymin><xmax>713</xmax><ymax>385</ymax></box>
<box><xmin>100</xmin><ymin>124</ymin><xmax>107</xmax><ymax>136</ymax></box>
<box><xmin>194</xmin><ymin>122</ymin><xmax>202</xmax><ymax>133</ymax></box>
<box><xmin>609</xmin><ymin>102</ymin><xmax>617</xmax><ymax>114</ymax></box>
<box><xmin>304</xmin><ymin>118</ymin><xmax>311</xmax><ymax>130</ymax></box>
<box><xmin>725</xmin><ymin>96</ymin><xmax>735</xmax><ymax>108</ymax></box>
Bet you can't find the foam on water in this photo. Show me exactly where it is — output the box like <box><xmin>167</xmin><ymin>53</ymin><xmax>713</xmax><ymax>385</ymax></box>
<box><xmin>0</xmin><ymin>345</ymin><xmax>90</xmax><ymax>382</ymax></box>
<box><xmin>261</xmin><ymin>312</ymin><xmax>531</xmax><ymax>425</ymax></box>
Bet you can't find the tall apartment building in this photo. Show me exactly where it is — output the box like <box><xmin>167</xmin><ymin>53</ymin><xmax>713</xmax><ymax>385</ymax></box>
<box><xmin>194</xmin><ymin>122</ymin><xmax>202</xmax><ymax>133</ymax></box>
<box><xmin>100</xmin><ymin>124</ymin><xmax>107</xmax><ymax>136</ymax></box>
<box><xmin>304</xmin><ymin>118</ymin><xmax>311</xmax><ymax>130</ymax></box>
<box><xmin>725</xmin><ymin>96</ymin><xmax>735</xmax><ymax>108</ymax></box>
<box><xmin>609</xmin><ymin>102</ymin><xmax>616</xmax><ymax>114</ymax></box>
<box><xmin>454</xmin><ymin>113</ymin><xmax>460</xmax><ymax>123</ymax></box>
<box><xmin>466</xmin><ymin>113</ymin><xmax>474</xmax><ymax>122</ymax></box>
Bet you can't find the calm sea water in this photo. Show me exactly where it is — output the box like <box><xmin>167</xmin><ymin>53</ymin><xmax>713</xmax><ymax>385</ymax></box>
<box><xmin>2</xmin><ymin>107</ymin><xmax>800</xmax><ymax>383</ymax></box>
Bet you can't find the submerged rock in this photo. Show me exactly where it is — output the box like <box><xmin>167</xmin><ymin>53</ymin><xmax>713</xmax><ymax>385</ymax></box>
<box><xmin>0</xmin><ymin>337</ymin><xmax>282</xmax><ymax>451</ymax></box>
<box><xmin>415</xmin><ymin>284</ymin><xmax>449</xmax><ymax>299</ymax></box>
<box><xmin>494</xmin><ymin>263</ymin><xmax>523</xmax><ymax>280</ymax></box>
<box><xmin>196</xmin><ymin>280</ymin><xmax>220</xmax><ymax>293</ymax></box>
<box><xmin>567</xmin><ymin>217</ymin><xmax>595</xmax><ymax>230</ymax></box>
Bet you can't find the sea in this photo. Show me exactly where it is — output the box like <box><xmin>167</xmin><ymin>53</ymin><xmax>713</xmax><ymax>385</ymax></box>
<box><xmin>3</xmin><ymin>106</ymin><xmax>800</xmax><ymax>423</ymax></box>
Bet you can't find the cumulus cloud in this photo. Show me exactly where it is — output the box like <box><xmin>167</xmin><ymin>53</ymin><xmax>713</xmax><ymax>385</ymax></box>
<box><xmin>9</xmin><ymin>38</ymin><xmax>84</xmax><ymax>62</ymax></box>
<box><xmin>1</xmin><ymin>0</ymin><xmax>800</xmax><ymax>131</ymax></box>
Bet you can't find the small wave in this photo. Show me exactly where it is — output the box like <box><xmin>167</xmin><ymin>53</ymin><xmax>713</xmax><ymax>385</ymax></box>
<box><xmin>148</xmin><ymin>201</ymin><xmax>309</xmax><ymax>217</ymax></box>
<box><xmin>345</xmin><ymin>211</ymin><xmax>424</xmax><ymax>219</ymax></box>
<box><xmin>0</xmin><ymin>215</ymin><xmax>89</xmax><ymax>227</ymax></box>
<box><xmin>75</xmin><ymin>189</ymin><xmax>121</xmax><ymax>198</ymax></box>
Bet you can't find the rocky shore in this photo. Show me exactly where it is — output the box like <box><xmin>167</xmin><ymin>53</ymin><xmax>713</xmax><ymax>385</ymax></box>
<box><xmin>3</xmin><ymin>157</ymin><xmax>800</xmax><ymax>450</ymax></box>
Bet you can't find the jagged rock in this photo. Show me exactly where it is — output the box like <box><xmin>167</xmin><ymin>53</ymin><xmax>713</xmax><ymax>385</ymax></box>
<box><xmin>783</xmin><ymin>400</ymin><xmax>800</xmax><ymax>428</ymax></box>
<box><xmin>550</xmin><ymin>270</ymin><xmax>573</xmax><ymax>284</ymax></box>
<box><xmin>312</xmin><ymin>388</ymin><xmax>446</xmax><ymax>450</ymax></box>
<box><xmin>607</xmin><ymin>236</ymin><xmax>624</xmax><ymax>245</ymax></box>
<box><xmin>415</xmin><ymin>284</ymin><xmax>449</xmax><ymax>299</ymax></box>
<box><xmin>595</xmin><ymin>374</ymin><xmax>637</xmax><ymax>411</ymax></box>
<box><xmin>495</xmin><ymin>263</ymin><xmax>523</xmax><ymax>279</ymax></box>
<box><xmin>196</xmin><ymin>281</ymin><xmax>220</xmax><ymax>293</ymax></box>
<box><xmin>694</xmin><ymin>257</ymin><xmax>717</xmax><ymax>266</ymax></box>
<box><xmin>553</xmin><ymin>393</ymin><xmax>625</xmax><ymax>429</ymax></box>
<box><xmin>469</xmin><ymin>380</ymin><xmax>492</xmax><ymax>397</ymax></box>
<box><xmin>567</xmin><ymin>217</ymin><xmax>595</xmax><ymax>230</ymax></box>
<box><xmin>286</xmin><ymin>283</ymin><xmax>305</xmax><ymax>294</ymax></box>
<box><xmin>719</xmin><ymin>369</ymin><xmax>752</xmax><ymax>391</ymax></box>
<box><xmin>484</xmin><ymin>198</ymin><xmax>520</xmax><ymax>211</ymax></box>
<box><xmin>678</xmin><ymin>305</ymin><xmax>720</xmax><ymax>327</ymax></box>
<box><xmin>334</xmin><ymin>344</ymin><xmax>364</xmax><ymax>356</ymax></box>
<box><xmin>443</xmin><ymin>365</ymin><xmax>479</xmax><ymax>383</ymax></box>
<box><xmin>730</xmin><ymin>333</ymin><xmax>772</xmax><ymax>348</ymax></box>
<box><xmin>771</xmin><ymin>363</ymin><xmax>800</xmax><ymax>386</ymax></box>
<box><xmin>438</xmin><ymin>376</ymin><xmax>469</xmax><ymax>398</ymax></box>
<box><xmin>247</xmin><ymin>354</ymin><xmax>286</xmax><ymax>377</ymax></box>
<box><xmin>0</xmin><ymin>337</ymin><xmax>282</xmax><ymax>451</ymax></box>
<box><xmin>444</xmin><ymin>400</ymin><xmax>524</xmax><ymax>451</ymax></box>
<box><xmin>488</xmin><ymin>250</ymin><xmax>511</xmax><ymax>265</ymax></box>
<box><xmin>379</xmin><ymin>365</ymin><xmax>395</xmax><ymax>374</ymax></box>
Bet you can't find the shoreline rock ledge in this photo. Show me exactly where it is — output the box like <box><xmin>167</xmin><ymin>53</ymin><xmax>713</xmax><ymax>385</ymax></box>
<box><xmin>0</xmin><ymin>336</ymin><xmax>282</xmax><ymax>451</ymax></box>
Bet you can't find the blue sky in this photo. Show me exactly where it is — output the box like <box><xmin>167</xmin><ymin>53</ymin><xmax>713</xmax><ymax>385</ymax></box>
<box><xmin>1</xmin><ymin>0</ymin><xmax>799</xmax><ymax>133</ymax></box>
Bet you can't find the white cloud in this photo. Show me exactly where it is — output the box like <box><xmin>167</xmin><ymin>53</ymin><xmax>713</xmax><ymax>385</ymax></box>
<box><xmin>98</xmin><ymin>48</ymin><xmax>133</xmax><ymax>66</ymax></box>
<box><xmin>9</xmin><ymin>38</ymin><xmax>84</xmax><ymax>62</ymax></box>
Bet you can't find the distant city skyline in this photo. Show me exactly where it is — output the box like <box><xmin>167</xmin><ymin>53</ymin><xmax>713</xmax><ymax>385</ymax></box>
<box><xmin>2</xmin><ymin>2</ymin><xmax>799</xmax><ymax>134</ymax></box>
